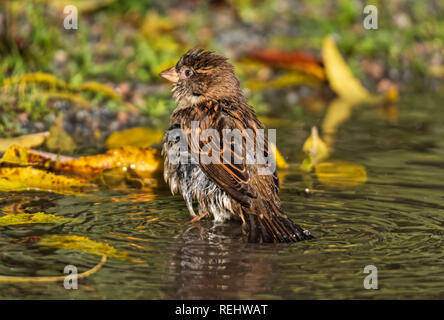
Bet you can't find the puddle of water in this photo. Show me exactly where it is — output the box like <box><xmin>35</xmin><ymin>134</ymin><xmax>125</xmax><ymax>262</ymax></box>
<box><xmin>1</xmin><ymin>91</ymin><xmax>444</xmax><ymax>299</ymax></box>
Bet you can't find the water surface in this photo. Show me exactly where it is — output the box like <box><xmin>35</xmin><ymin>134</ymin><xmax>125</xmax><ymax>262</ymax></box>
<box><xmin>1</xmin><ymin>91</ymin><xmax>443</xmax><ymax>299</ymax></box>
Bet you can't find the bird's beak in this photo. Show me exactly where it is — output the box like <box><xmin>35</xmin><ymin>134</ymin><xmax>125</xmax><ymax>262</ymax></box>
<box><xmin>159</xmin><ymin>67</ymin><xmax>179</xmax><ymax>83</ymax></box>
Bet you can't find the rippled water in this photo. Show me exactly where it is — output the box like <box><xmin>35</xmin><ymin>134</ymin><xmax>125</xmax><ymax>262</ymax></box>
<box><xmin>1</xmin><ymin>91</ymin><xmax>444</xmax><ymax>299</ymax></box>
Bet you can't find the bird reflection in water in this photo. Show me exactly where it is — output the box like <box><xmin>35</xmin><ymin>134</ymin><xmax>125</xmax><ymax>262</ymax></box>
<box><xmin>163</xmin><ymin>220</ymin><xmax>279</xmax><ymax>299</ymax></box>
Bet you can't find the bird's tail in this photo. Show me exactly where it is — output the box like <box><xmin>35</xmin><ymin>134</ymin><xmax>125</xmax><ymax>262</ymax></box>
<box><xmin>243</xmin><ymin>208</ymin><xmax>314</xmax><ymax>243</ymax></box>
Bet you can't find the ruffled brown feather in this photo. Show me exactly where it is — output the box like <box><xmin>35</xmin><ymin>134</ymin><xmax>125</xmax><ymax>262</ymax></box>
<box><xmin>163</xmin><ymin>49</ymin><xmax>314</xmax><ymax>243</ymax></box>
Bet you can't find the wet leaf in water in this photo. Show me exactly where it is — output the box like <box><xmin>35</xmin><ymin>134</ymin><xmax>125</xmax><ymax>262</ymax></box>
<box><xmin>0</xmin><ymin>145</ymin><xmax>161</xmax><ymax>184</ymax></box>
<box><xmin>45</xmin><ymin>116</ymin><xmax>75</xmax><ymax>154</ymax></box>
<box><xmin>1</xmin><ymin>145</ymin><xmax>78</xmax><ymax>169</ymax></box>
<box><xmin>106</xmin><ymin>127</ymin><xmax>164</xmax><ymax>149</ymax></box>
<box><xmin>315</xmin><ymin>161</ymin><xmax>367</xmax><ymax>188</ymax></box>
<box><xmin>0</xmin><ymin>132</ymin><xmax>50</xmax><ymax>152</ymax></box>
<box><xmin>0</xmin><ymin>212</ymin><xmax>69</xmax><ymax>226</ymax></box>
<box><xmin>0</xmin><ymin>178</ymin><xmax>28</xmax><ymax>192</ymax></box>
<box><xmin>300</xmin><ymin>127</ymin><xmax>329</xmax><ymax>171</ymax></box>
<box><xmin>56</xmin><ymin>146</ymin><xmax>161</xmax><ymax>180</ymax></box>
<box><xmin>1</xmin><ymin>145</ymin><xmax>56</xmax><ymax>167</ymax></box>
<box><xmin>0</xmin><ymin>167</ymin><xmax>92</xmax><ymax>193</ymax></box>
<box><xmin>38</xmin><ymin>235</ymin><xmax>128</xmax><ymax>260</ymax></box>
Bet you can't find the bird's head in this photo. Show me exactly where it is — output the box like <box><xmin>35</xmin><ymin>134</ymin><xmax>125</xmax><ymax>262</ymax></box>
<box><xmin>159</xmin><ymin>49</ymin><xmax>243</xmax><ymax>105</ymax></box>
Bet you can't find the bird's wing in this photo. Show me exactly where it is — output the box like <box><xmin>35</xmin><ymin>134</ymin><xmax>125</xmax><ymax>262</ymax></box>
<box><xmin>186</xmin><ymin>102</ymin><xmax>278</xmax><ymax>208</ymax></box>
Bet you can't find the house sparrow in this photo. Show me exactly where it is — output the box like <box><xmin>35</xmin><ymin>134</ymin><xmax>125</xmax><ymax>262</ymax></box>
<box><xmin>160</xmin><ymin>49</ymin><xmax>314</xmax><ymax>243</ymax></box>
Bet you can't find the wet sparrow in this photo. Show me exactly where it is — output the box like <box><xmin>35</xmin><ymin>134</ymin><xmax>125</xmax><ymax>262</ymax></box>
<box><xmin>160</xmin><ymin>49</ymin><xmax>313</xmax><ymax>243</ymax></box>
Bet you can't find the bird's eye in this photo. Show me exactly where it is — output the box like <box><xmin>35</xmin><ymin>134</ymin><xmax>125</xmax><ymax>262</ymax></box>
<box><xmin>182</xmin><ymin>68</ymin><xmax>193</xmax><ymax>78</ymax></box>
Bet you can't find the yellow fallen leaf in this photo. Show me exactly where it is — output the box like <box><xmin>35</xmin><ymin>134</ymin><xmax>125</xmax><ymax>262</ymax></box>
<box><xmin>0</xmin><ymin>167</ymin><xmax>92</xmax><ymax>193</ymax></box>
<box><xmin>322</xmin><ymin>36</ymin><xmax>377</xmax><ymax>104</ymax></box>
<box><xmin>270</xmin><ymin>143</ymin><xmax>288</xmax><ymax>169</ymax></box>
<box><xmin>0</xmin><ymin>132</ymin><xmax>50</xmax><ymax>152</ymax></box>
<box><xmin>0</xmin><ymin>212</ymin><xmax>68</xmax><ymax>226</ymax></box>
<box><xmin>106</xmin><ymin>127</ymin><xmax>164</xmax><ymax>149</ymax></box>
<box><xmin>300</xmin><ymin>127</ymin><xmax>329</xmax><ymax>171</ymax></box>
<box><xmin>57</xmin><ymin>146</ymin><xmax>161</xmax><ymax>180</ymax></box>
<box><xmin>315</xmin><ymin>161</ymin><xmax>367</xmax><ymax>188</ymax></box>
<box><xmin>0</xmin><ymin>145</ymin><xmax>58</xmax><ymax>167</ymax></box>
<box><xmin>0</xmin><ymin>178</ymin><xmax>28</xmax><ymax>192</ymax></box>
<box><xmin>0</xmin><ymin>145</ymin><xmax>161</xmax><ymax>183</ymax></box>
<box><xmin>38</xmin><ymin>235</ymin><xmax>128</xmax><ymax>260</ymax></box>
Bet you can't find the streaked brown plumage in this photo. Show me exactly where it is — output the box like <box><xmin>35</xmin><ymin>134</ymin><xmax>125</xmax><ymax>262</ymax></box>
<box><xmin>160</xmin><ymin>49</ymin><xmax>313</xmax><ymax>243</ymax></box>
